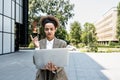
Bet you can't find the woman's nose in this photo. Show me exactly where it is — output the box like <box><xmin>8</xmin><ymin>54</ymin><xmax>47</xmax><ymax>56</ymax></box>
<box><xmin>48</xmin><ymin>29</ymin><xmax>51</xmax><ymax>32</ymax></box>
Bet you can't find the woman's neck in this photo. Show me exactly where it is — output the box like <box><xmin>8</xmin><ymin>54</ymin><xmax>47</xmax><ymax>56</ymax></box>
<box><xmin>47</xmin><ymin>37</ymin><xmax>55</xmax><ymax>41</ymax></box>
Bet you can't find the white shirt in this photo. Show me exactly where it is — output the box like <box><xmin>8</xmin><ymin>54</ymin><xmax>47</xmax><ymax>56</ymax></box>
<box><xmin>35</xmin><ymin>38</ymin><xmax>54</xmax><ymax>50</ymax></box>
<box><xmin>46</xmin><ymin>39</ymin><xmax>54</xmax><ymax>49</ymax></box>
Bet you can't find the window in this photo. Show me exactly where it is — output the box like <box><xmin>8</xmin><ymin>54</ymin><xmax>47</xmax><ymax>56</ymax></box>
<box><xmin>12</xmin><ymin>20</ymin><xmax>15</xmax><ymax>33</ymax></box>
<box><xmin>20</xmin><ymin>7</ymin><xmax>23</xmax><ymax>24</ymax></box>
<box><xmin>12</xmin><ymin>34</ymin><xmax>15</xmax><ymax>52</ymax></box>
<box><xmin>16</xmin><ymin>0</ymin><xmax>19</xmax><ymax>4</ymax></box>
<box><xmin>16</xmin><ymin>4</ymin><xmax>19</xmax><ymax>23</ymax></box>
<box><xmin>0</xmin><ymin>15</ymin><xmax>2</xmax><ymax>31</ymax></box>
<box><xmin>4</xmin><ymin>17</ymin><xmax>11</xmax><ymax>32</ymax></box>
<box><xmin>12</xmin><ymin>1</ymin><xmax>15</xmax><ymax>19</ymax></box>
<box><xmin>20</xmin><ymin>0</ymin><xmax>23</xmax><ymax>6</ymax></box>
<box><xmin>3</xmin><ymin>33</ymin><xmax>11</xmax><ymax>53</ymax></box>
<box><xmin>4</xmin><ymin>0</ymin><xmax>11</xmax><ymax>17</ymax></box>
<box><xmin>0</xmin><ymin>33</ymin><xmax>2</xmax><ymax>54</ymax></box>
<box><xmin>0</xmin><ymin>0</ymin><xmax>2</xmax><ymax>14</ymax></box>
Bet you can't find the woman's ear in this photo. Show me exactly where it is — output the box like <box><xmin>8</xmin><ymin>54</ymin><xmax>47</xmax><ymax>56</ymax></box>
<box><xmin>55</xmin><ymin>28</ymin><xmax>57</xmax><ymax>32</ymax></box>
<box><xmin>55</xmin><ymin>28</ymin><xmax>57</xmax><ymax>30</ymax></box>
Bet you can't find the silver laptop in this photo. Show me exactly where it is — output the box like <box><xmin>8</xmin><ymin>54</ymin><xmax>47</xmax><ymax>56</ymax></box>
<box><xmin>33</xmin><ymin>48</ymin><xmax>69</xmax><ymax>69</ymax></box>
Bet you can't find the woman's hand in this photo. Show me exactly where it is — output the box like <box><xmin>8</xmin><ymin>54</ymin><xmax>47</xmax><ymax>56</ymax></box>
<box><xmin>45</xmin><ymin>62</ymin><xmax>58</xmax><ymax>71</ymax></box>
<box><xmin>32</xmin><ymin>36</ymin><xmax>40</xmax><ymax>48</ymax></box>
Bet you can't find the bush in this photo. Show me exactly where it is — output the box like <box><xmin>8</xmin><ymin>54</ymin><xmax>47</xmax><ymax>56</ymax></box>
<box><xmin>88</xmin><ymin>43</ymin><xmax>98</xmax><ymax>52</ymax></box>
<box><xmin>77</xmin><ymin>43</ymin><xmax>85</xmax><ymax>48</ymax></box>
<box><xmin>28</xmin><ymin>42</ymin><xmax>35</xmax><ymax>48</ymax></box>
<box><xmin>115</xmin><ymin>45</ymin><xmax>120</xmax><ymax>48</ymax></box>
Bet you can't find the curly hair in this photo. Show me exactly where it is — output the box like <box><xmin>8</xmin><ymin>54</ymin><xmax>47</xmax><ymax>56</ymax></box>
<box><xmin>40</xmin><ymin>15</ymin><xmax>59</xmax><ymax>28</ymax></box>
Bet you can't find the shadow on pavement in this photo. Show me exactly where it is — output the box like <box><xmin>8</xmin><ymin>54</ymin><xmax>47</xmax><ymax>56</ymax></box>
<box><xmin>67</xmin><ymin>52</ymin><xmax>109</xmax><ymax>80</ymax></box>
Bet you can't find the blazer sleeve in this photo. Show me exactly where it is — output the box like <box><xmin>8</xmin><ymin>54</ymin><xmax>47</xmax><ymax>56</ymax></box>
<box><xmin>59</xmin><ymin>39</ymin><xmax>67</xmax><ymax>48</ymax></box>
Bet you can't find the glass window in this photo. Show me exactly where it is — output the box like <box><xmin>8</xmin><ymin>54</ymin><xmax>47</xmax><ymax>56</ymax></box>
<box><xmin>20</xmin><ymin>0</ymin><xmax>23</xmax><ymax>6</ymax></box>
<box><xmin>0</xmin><ymin>33</ymin><xmax>2</xmax><ymax>54</ymax></box>
<box><xmin>4</xmin><ymin>17</ymin><xmax>11</xmax><ymax>32</ymax></box>
<box><xmin>20</xmin><ymin>7</ymin><xmax>23</xmax><ymax>24</ymax></box>
<box><xmin>16</xmin><ymin>4</ymin><xmax>19</xmax><ymax>23</ymax></box>
<box><xmin>3</xmin><ymin>33</ymin><xmax>11</xmax><ymax>53</ymax></box>
<box><xmin>12</xmin><ymin>20</ymin><xmax>15</xmax><ymax>33</ymax></box>
<box><xmin>12</xmin><ymin>0</ymin><xmax>15</xmax><ymax>2</ymax></box>
<box><xmin>12</xmin><ymin>34</ymin><xmax>15</xmax><ymax>52</ymax></box>
<box><xmin>12</xmin><ymin>1</ymin><xmax>15</xmax><ymax>19</ymax></box>
<box><xmin>0</xmin><ymin>15</ymin><xmax>2</xmax><ymax>31</ymax></box>
<box><xmin>16</xmin><ymin>0</ymin><xmax>19</xmax><ymax>4</ymax></box>
<box><xmin>4</xmin><ymin>0</ymin><xmax>11</xmax><ymax>17</ymax></box>
<box><xmin>0</xmin><ymin>0</ymin><xmax>2</xmax><ymax>14</ymax></box>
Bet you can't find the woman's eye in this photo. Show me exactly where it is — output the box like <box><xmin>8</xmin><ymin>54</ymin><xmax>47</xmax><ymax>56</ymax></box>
<box><xmin>50</xmin><ymin>28</ymin><xmax>53</xmax><ymax>31</ymax></box>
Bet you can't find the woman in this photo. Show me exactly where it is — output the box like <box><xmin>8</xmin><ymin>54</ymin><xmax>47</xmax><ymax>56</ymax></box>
<box><xmin>33</xmin><ymin>15</ymin><xmax>68</xmax><ymax>80</ymax></box>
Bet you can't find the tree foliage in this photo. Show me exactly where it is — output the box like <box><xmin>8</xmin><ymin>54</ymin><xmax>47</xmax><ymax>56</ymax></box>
<box><xmin>82</xmin><ymin>22</ymin><xmax>98</xmax><ymax>52</ymax></box>
<box><xmin>69</xmin><ymin>21</ymin><xmax>82</xmax><ymax>45</ymax></box>
<box><xmin>29</xmin><ymin>0</ymin><xmax>74</xmax><ymax>27</ymax></box>
<box><xmin>116</xmin><ymin>2</ymin><xmax>120</xmax><ymax>43</ymax></box>
<box><xmin>83</xmin><ymin>22</ymin><xmax>96</xmax><ymax>44</ymax></box>
<box><xmin>28</xmin><ymin>0</ymin><xmax>74</xmax><ymax>41</ymax></box>
<box><xmin>55</xmin><ymin>27</ymin><xmax>68</xmax><ymax>40</ymax></box>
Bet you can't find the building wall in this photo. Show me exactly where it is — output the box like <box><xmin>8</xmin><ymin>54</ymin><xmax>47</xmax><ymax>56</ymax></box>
<box><xmin>0</xmin><ymin>0</ymin><xmax>23</xmax><ymax>54</ymax></box>
<box><xmin>95</xmin><ymin>7</ymin><xmax>118</xmax><ymax>43</ymax></box>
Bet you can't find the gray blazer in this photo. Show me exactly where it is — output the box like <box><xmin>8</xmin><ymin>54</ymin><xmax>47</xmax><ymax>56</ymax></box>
<box><xmin>35</xmin><ymin>38</ymin><xmax>68</xmax><ymax>80</ymax></box>
<box><xmin>39</xmin><ymin>37</ymin><xmax>67</xmax><ymax>49</ymax></box>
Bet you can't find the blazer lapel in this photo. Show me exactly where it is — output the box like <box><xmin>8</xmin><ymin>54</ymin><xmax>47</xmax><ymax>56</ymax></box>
<box><xmin>40</xmin><ymin>38</ymin><xmax>59</xmax><ymax>49</ymax></box>
<box><xmin>43</xmin><ymin>39</ymin><xmax>46</xmax><ymax>49</ymax></box>
<box><xmin>53</xmin><ymin>38</ymin><xmax>59</xmax><ymax>48</ymax></box>
<box><xmin>40</xmin><ymin>39</ymin><xmax>46</xmax><ymax>49</ymax></box>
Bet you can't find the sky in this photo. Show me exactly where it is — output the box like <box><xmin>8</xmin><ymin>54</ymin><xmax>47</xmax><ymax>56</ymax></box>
<box><xmin>67</xmin><ymin>0</ymin><xmax>120</xmax><ymax>31</ymax></box>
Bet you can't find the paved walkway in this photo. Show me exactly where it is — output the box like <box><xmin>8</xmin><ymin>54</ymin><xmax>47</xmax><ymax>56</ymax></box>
<box><xmin>0</xmin><ymin>50</ymin><xmax>120</xmax><ymax>80</ymax></box>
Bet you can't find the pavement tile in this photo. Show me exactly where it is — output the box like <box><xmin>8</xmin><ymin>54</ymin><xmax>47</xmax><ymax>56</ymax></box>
<box><xmin>0</xmin><ymin>50</ymin><xmax>120</xmax><ymax>80</ymax></box>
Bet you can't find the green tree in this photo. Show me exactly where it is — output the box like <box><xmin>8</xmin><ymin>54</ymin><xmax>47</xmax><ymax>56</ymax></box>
<box><xmin>29</xmin><ymin>0</ymin><xmax>74</xmax><ymax>27</ymax></box>
<box><xmin>28</xmin><ymin>0</ymin><xmax>74</xmax><ymax>42</ymax></box>
<box><xmin>83</xmin><ymin>22</ymin><xmax>96</xmax><ymax>44</ymax></box>
<box><xmin>116</xmin><ymin>2</ymin><xmax>120</xmax><ymax>43</ymax></box>
<box><xmin>81</xmin><ymin>31</ymin><xmax>88</xmax><ymax>45</ymax></box>
<box><xmin>55</xmin><ymin>27</ymin><xmax>68</xmax><ymax>40</ymax></box>
<box><xmin>82</xmin><ymin>22</ymin><xmax>98</xmax><ymax>52</ymax></box>
<box><xmin>69</xmin><ymin>21</ymin><xmax>82</xmax><ymax>45</ymax></box>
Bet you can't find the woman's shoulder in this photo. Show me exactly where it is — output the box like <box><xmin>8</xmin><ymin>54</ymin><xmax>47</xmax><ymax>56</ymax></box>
<box><xmin>39</xmin><ymin>38</ymin><xmax>46</xmax><ymax>42</ymax></box>
<box><xmin>55</xmin><ymin>38</ymin><xmax>67</xmax><ymax>44</ymax></box>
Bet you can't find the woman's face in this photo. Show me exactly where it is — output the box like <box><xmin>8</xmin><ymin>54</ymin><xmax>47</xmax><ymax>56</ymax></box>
<box><xmin>44</xmin><ymin>23</ymin><xmax>57</xmax><ymax>40</ymax></box>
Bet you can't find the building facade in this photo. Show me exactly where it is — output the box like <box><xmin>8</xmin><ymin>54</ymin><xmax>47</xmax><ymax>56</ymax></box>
<box><xmin>94</xmin><ymin>7</ymin><xmax>118</xmax><ymax>44</ymax></box>
<box><xmin>0</xmin><ymin>0</ymin><xmax>28</xmax><ymax>55</ymax></box>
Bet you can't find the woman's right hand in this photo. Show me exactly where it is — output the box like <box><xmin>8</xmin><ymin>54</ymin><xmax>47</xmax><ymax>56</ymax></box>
<box><xmin>45</xmin><ymin>62</ymin><xmax>58</xmax><ymax>71</ymax></box>
<box><xmin>32</xmin><ymin>36</ymin><xmax>40</xmax><ymax>48</ymax></box>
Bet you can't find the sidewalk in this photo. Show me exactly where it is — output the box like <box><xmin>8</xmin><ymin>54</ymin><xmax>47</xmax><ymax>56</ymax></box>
<box><xmin>0</xmin><ymin>50</ymin><xmax>36</xmax><ymax>80</ymax></box>
<box><xmin>0</xmin><ymin>50</ymin><xmax>120</xmax><ymax>80</ymax></box>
